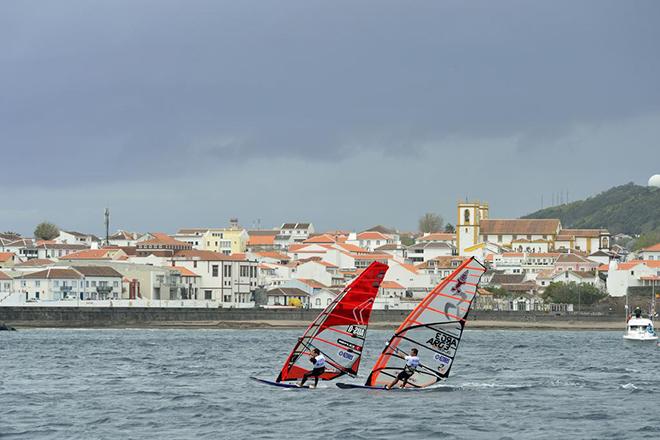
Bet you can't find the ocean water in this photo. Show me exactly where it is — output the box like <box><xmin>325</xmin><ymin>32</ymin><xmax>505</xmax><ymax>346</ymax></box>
<box><xmin>0</xmin><ymin>328</ymin><xmax>658</xmax><ymax>439</ymax></box>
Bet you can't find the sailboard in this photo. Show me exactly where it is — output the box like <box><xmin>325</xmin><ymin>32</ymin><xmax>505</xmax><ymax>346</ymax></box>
<box><xmin>337</xmin><ymin>257</ymin><xmax>485</xmax><ymax>390</ymax></box>
<box><xmin>254</xmin><ymin>261</ymin><xmax>389</xmax><ymax>388</ymax></box>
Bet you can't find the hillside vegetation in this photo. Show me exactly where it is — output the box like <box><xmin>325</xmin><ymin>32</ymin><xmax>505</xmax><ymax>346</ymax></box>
<box><xmin>522</xmin><ymin>183</ymin><xmax>660</xmax><ymax>237</ymax></box>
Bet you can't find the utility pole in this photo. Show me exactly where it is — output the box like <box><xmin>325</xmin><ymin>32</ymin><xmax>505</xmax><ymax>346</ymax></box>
<box><xmin>104</xmin><ymin>208</ymin><xmax>110</xmax><ymax>246</ymax></box>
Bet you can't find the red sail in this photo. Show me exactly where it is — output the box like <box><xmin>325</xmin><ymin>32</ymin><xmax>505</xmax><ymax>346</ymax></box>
<box><xmin>365</xmin><ymin>257</ymin><xmax>486</xmax><ymax>388</ymax></box>
<box><xmin>276</xmin><ymin>261</ymin><xmax>389</xmax><ymax>382</ymax></box>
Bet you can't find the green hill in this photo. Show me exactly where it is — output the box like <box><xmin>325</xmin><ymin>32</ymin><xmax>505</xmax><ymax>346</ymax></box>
<box><xmin>522</xmin><ymin>182</ymin><xmax>660</xmax><ymax>236</ymax></box>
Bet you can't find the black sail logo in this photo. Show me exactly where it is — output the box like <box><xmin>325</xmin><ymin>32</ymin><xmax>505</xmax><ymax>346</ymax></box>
<box><xmin>426</xmin><ymin>332</ymin><xmax>458</xmax><ymax>354</ymax></box>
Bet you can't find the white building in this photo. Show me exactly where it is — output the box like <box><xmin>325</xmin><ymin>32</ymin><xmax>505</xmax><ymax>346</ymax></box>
<box><xmin>56</xmin><ymin>231</ymin><xmax>101</xmax><ymax>246</ymax></box>
<box><xmin>406</xmin><ymin>242</ymin><xmax>454</xmax><ymax>264</ymax></box>
<box><xmin>108</xmin><ymin>230</ymin><xmax>142</xmax><ymax>247</ymax></box>
<box><xmin>36</xmin><ymin>243</ymin><xmax>90</xmax><ymax>260</ymax></box>
<box><xmin>347</xmin><ymin>231</ymin><xmax>396</xmax><ymax>252</ymax></box>
<box><xmin>18</xmin><ymin>266</ymin><xmax>123</xmax><ymax>301</ymax></box>
<box><xmin>606</xmin><ymin>260</ymin><xmax>660</xmax><ymax>297</ymax></box>
<box><xmin>277</xmin><ymin>223</ymin><xmax>315</xmax><ymax>246</ymax></box>
<box><xmin>639</xmin><ymin>243</ymin><xmax>660</xmax><ymax>261</ymax></box>
<box><xmin>265</xmin><ymin>287</ymin><xmax>309</xmax><ymax>307</ymax></box>
<box><xmin>0</xmin><ymin>271</ymin><xmax>13</xmax><ymax>297</ymax></box>
<box><xmin>170</xmin><ymin>250</ymin><xmax>258</xmax><ymax>305</ymax></box>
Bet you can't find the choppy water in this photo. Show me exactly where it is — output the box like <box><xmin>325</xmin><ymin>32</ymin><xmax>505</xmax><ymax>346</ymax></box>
<box><xmin>1</xmin><ymin>328</ymin><xmax>658</xmax><ymax>439</ymax></box>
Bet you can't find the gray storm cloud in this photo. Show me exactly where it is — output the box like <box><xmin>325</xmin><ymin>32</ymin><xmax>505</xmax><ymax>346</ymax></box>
<box><xmin>1</xmin><ymin>0</ymin><xmax>659</xmax><ymax>233</ymax></box>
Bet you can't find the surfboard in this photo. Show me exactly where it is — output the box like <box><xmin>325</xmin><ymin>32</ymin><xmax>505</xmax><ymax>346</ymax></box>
<box><xmin>335</xmin><ymin>382</ymin><xmax>420</xmax><ymax>391</ymax></box>
<box><xmin>250</xmin><ymin>377</ymin><xmax>309</xmax><ymax>389</ymax></box>
<box><xmin>336</xmin><ymin>382</ymin><xmax>386</xmax><ymax>390</ymax></box>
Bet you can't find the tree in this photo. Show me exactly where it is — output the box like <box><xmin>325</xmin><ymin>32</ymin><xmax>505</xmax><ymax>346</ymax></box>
<box><xmin>444</xmin><ymin>223</ymin><xmax>455</xmax><ymax>233</ymax></box>
<box><xmin>487</xmin><ymin>286</ymin><xmax>512</xmax><ymax>299</ymax></box>
<box><xmin>418</xmin><ymin>213</ymin><xmax>443</xmax><ymax>233</ymax></box>
<box><xmin>632</xmin><ymin>229</ymin><xmax>660</xmax><ymax>251</ymax></box>
<box><xmin>542</xmin><ymin>282</ymin><xmax>607</xmax><ymax>306</ymax></box>
<box><xmin>399</xmin><ymin>233</ymin><xmax>416</xmax><ymax>246</ymax></box>
<box><xmin>34</xmin><ymin>222</ymin><xmax>60</xmax><ymax>241</ymax></box>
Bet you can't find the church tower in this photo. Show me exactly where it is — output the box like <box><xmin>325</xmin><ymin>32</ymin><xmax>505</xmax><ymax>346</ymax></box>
<box><xmin>457</xmin><ymin>200</ymin><xmax>488</xmax><ymax>256</ymax></box>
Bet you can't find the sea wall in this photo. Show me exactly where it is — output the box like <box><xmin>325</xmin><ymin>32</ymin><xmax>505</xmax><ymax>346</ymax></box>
<box><xmin>0</xmin><ymin>307</ymin><xmax>623</xmax><ymax>328</ymax></box>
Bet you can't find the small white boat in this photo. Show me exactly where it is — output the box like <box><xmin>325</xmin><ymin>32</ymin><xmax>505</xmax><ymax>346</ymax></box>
<box><xmin>623</xmin><ymin>317</ymin><xmax>658</xmax><ymax>342</ymax></box>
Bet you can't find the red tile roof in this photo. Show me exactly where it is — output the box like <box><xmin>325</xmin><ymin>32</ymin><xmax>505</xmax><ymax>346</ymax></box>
<box><xmin>255</xmin><ymin>251</ymin><xmax>290</xmax><ymax>261</ymax></box>
<box><xmin>559</xmin><ymin>229</ymin><xmax>605</xmax><ymax>238</ymax></box>
<box><xmin>357</xmin><ymin>231</ymin><xmax>389</xmax><ymax>240</ymax></box>
<box><xmin>0</xmin><ymin>270</ymin><xmax>12</xmax><ymax>280</ymax></box>
<box><xmin>417</xmin><ymin>233</ymin><xmax>455</xmax><ymax>242</ymax></box>
<box><xmin>0</xmin><ymin>252</ymin><xmax>15</xmax><ymax>262</ymax></box>
<box><xmin>615</xmin><ymin>260</ymin><xmax>660</xmax><ymax>270</ymax></box>
<box><xmin>641</xmin><ymin>243</ymin><xmax>660</xmax><ymax>252</ymax></box>
<box><xmin>61</xmin><ymin>249</ymin><xmax>118</xmax><ymax>260</ymax></box>
<box><xmin>303</xmin><ymin>234</ymin><xmax>337</xmax><ymax>244</ymax></box>
<box><xmin>248</xmin><ymin>234</ymin><xmax>277</xmax><ymax>246</ymax></box>
<box><xmin>381</xmin><ymin>280</ymin><xmax>405</xmax><ymax>289</ymax></box>
<box><xmin>480</xmin><ymin>219</ymin><xmax>560</xmax><ymax>235</ymax></box>
<box><xmin>173</xmin><ymin>250</ymin><xmax>247</xmax><ymax>261</ymax></box>
<box><xmin>170</xmin><ymin>266</ymin><xmax>200</xmax><ymax>277</ymax></box>
<box><xmin>14</xmin><ymin>258</ymin><xmax>55</xmax><ymax>267</ymax></box>
<box><xmin>22</xmin><ymin>268</ymin><xmax>82</xmax><ymax>279</ymax></box>
<box><xmin>297</xmin><ymin>279</ymin><xmax>328</xmax><ymax>289</ymax></box>
<box><xmin>139</xmin><ymin>233</ymin><xmax>191</xmax><ymax>247</ymax></box>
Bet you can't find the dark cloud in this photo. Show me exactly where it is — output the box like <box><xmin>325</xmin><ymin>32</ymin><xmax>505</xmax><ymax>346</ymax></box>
<box><xmin>1</xmin><ymin>1</ymin><xmax>660</xmax><ymax>232</ymax></box>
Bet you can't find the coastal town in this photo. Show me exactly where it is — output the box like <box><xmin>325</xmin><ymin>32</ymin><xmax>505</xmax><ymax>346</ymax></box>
<box><xmin>1</xmin><ymin>200</ymin><xmax>658</xmax><ymax>314</ymax></box>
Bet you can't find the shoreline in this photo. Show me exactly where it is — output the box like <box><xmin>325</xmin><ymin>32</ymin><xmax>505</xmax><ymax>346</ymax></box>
<box><xmin>5</xmin><ymin>319</ymin><xmax>624</xmax><ymax>331</ymax></box>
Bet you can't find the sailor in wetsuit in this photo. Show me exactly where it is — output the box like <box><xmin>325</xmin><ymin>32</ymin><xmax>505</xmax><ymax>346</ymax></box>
<box><xmin>386</xmin><ymin>348</ymin><xmax>420</xmax><ymax>389</ymax></box>
<box><xmin>299</xmin><ymin>348</ymin><xmax>326</xmax><ymax>388</ymax></box>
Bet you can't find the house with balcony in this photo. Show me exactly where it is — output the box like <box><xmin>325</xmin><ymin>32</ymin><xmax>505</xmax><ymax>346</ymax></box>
<box><xmin>170</xmin><ymin>250</ymin><xmax>258</xmax><ymax>305</ymax></box>
<box><xmin>17</xmin><ymin>266</ymin><xmax>123</xmax><ymax>301</ymax></box>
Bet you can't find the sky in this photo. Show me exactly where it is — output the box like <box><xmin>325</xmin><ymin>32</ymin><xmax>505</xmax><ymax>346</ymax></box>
<box><xmin>2</xmin><ymin>0</ymin><xmax>660</xmax><ymax>236</ymax></box>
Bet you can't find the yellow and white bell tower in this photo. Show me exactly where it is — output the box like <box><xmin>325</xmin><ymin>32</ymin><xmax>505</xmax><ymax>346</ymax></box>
<box><xmin>456</xmin><ymin>200</ymin><xmax>489</xmax><ymax>256</ymax></box>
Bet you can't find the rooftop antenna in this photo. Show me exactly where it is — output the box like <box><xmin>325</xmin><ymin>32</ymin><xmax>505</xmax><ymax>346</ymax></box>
<box><xmin>104</xmin><ymin>208</ymin><xmax>110</xmax><ymax>246</ymax></box>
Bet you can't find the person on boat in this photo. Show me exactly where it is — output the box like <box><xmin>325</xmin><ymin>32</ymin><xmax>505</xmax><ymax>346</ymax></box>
<box><xmin>634</xmin><ymin>306</ymin><xmax>642</xmax><ymax>319</ymax></box>
<box><xmin>299</xmin><ymin>348</ymin><xmax>325</xmax><ymax>388</ymax></box>
<box><xmin>386</xmin><ymin>348</ymin><xmax>420</xmax><ymax>389</ymax></box>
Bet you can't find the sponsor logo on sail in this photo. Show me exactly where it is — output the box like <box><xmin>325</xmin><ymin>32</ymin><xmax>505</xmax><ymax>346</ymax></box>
<box><xmin>426</xmin><ymin>332</ymin><xmax>458</xmax><ymax>353</ymax></box>
<box><xmin>346</xmin><ymin>325</ymin><xmax>366</xmax><ymax>338</ymax></box>
<box><xmin>337</xmin><ymin>338</ymin><xmax>362</xmax><ymax>352</ymax></box>
<box><xmin>338</xmin><ymin>350</ymin><xmax>355</xmax><ymax>361</ymax></box>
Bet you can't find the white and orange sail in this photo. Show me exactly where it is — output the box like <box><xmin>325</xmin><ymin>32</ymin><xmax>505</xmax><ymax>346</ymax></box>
<box><xmin>276</xmin><ymin>261</ymin><xmax>389</xmax><ymax>383</ymax></box>
<box><xmin>363</xmin><ymin>257</ymin><xmax>486</xmax><ymax>388</ymax></box>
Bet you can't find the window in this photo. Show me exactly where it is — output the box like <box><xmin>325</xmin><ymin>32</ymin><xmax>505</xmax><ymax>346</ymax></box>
<box><xmin>204</xmin><ymin>290</ymin><xmax>212</xmax><ymax>300</ymax></box>
<box><xmin>113</xmin><ymin>281</ymin><xmax>119</xmax><ymax>287</ymax></box>
<box><xmin>35</xmin><ymin>281</ymin><xmax>40</xmax><ymax>287</ymax></box>
<box><xmin>464</xmin><ymin>209</ymin><xmax>470</xmax><ymax>224</ymax></box>
<box><xmin>240</xmin><ymin>266</ymin><xmax>249</xmax><ymax>277</ymax></box>
<box><xmin>212</xmin><ymin>265</ymin><xmax>219</xmax><ymax>277</ymax></box>
<box><xmin>54</xmin><ymin>280</ymin><xmax>59</xmax><ymax>287</ymax></box>
<box><xmin>92</xmin><ymin>281</ymin><xmax>97</xmax><ymax>287</ymax></box>
<box><xmin>315</xmin><ymin>298</ymin><xmax>321</xmax><ymax>306</ymax></box>
<box><xmin>224</xmin><ymin>265</ymin><xmax>232</xmax><ymax>277</ymax></box>
<box><xmin>193</xmin><ymin>261</ymin><xmax>197</xmax><ymax>268</ymax></box>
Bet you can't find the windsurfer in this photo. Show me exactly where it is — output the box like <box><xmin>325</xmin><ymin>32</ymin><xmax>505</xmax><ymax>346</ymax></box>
<box><xmin>386</xmin><ymin>348</ymin><xmax>420</xmax><ymax>389</ymax></box>
<box><xmin>299</xmin><ymin>348</ymin><xmax>326</xmax><ymax>388</ymax></box>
